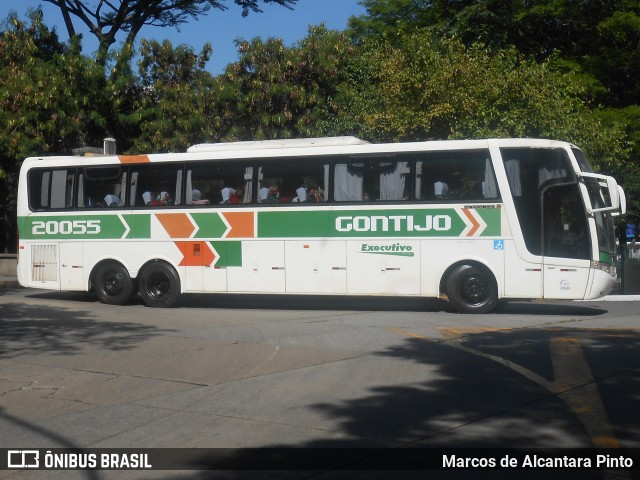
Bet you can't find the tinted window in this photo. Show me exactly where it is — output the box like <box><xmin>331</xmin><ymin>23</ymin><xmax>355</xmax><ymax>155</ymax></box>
<box><xmin>130</xmin><ymin>164</ymin><xmax>181</xmax><ymax>207</ymax></box>
<box><xmin>28</xmin><ymin>168</ymin><xmax>75</xmax><ymax>210</ymax></box>
<box><xmin>79</xmin><ymin>166</ymin><xmax>125</xmax><ymax>208</ymax></box>
<box><xmin>186</xmin><ymin>161</ymin><xmax>253</xmax><ymax>205</ymax></box>
<box><xmin>335</xmin><ymin>155</ymin><xmax>410</xmax><ymax>202</ymax></box>
<box><xmin>415</xmin><ymin>149</ymin><xmax>499</xmax><ymax>202</ymax></box>
<box><xmin>501</xmin><ymin>147</ymin><xmax>576</xmax><ymax>255</ymax></box>
<box><xmin>259</xmin><ymin>158</ymin><xmax>329</xmax><ymax>204</ymax></box>
<box><xmin>543</xmin><ymin>185</ymin><xmax>591</xmax><ymax>260</ymax></box>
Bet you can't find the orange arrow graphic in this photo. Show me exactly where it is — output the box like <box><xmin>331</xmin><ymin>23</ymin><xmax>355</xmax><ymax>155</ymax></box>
<box><xmin>462</xmin><ymin>208</ymin><xmax>480</xmax><ymax>237</ymax></box>
<box><xmin>156</xmin><ymin>213</ymin><xmax>196</xmax><ymax>239</ymax></box>
<box><xmin>223</xmin><ymin>211</ymin><xmax>255</xmax><ymax>238</ymax></box>
<box><xmin>176</xmin><ymin>241</ymin><xmax>216</xmax><ymax>266</ymax></box>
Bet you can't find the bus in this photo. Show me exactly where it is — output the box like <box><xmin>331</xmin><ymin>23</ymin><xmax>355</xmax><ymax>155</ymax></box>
<box><xmin>16</xmin><ymin>137</ymin><xmax>625</xmax><ymax>313</ymax></box>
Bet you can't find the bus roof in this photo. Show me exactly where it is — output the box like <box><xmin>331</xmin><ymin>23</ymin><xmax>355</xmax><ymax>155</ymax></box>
<box><xmin>187</xmin><ymin>136</ymin><xmax>370</xmax><ymax>153</ymax></box>
<box><xmin>21</xmin><ymin>138</ymin><xmax>580</xmax><ymax>168</ymax></box>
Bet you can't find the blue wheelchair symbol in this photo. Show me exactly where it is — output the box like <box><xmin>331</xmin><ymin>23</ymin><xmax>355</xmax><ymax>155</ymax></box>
<box><xmin>493</xmin><ymin>240</ymin><xmax>504</xmax><ymax>250</ymax></box>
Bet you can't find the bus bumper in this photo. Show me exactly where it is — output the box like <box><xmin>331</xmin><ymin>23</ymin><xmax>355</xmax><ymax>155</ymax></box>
<box><xmin>585</xmin><ymin>268</ymin><xmax>617</xmax><ymax>299</ymax></box>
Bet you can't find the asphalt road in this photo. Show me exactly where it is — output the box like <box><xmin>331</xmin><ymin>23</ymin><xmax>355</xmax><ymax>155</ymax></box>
<box><xmin>1</xmin><ymin>286</ymin><xmax>639</xmax><ymax>479</ymax></box>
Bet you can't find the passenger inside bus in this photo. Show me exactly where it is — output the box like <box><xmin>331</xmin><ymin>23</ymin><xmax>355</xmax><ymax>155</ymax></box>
<box><xmin>266</xmin><ymin>184</ymin><xmax>280</xmax><ymax>203</ymax></box>
<box><xmin>192</xmin><ymin>189</ymin><xmax>210</xmax><ymax>205</ymax></box>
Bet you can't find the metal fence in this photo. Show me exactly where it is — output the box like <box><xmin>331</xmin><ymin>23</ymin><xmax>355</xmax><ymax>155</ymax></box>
<box><xmin>618</xmin><ymin>243</ymin><xmax>640</xmax><ymax>294</ymax></box>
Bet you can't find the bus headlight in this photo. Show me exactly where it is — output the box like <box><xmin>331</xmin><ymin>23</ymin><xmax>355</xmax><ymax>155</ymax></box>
<box><xmin>592</xmin><ymin>261</ymin><xmax>616</xmax><ymax>277</ymax></box>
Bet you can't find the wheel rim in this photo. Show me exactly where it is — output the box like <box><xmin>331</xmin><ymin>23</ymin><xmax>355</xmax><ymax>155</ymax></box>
<box><xmin>460</xmin><ymin>273</ymin><xmax>488</xmax><ymax>305</ymax></box>
<box><xmin>147</xmin><ymin>271</ymin><xmax>171</xmax><ymax>300</ymax></box>
<box><xmin>103</xmin><ymin>270</ymin><xmax>125</xmax><ymax>297</ymax></box>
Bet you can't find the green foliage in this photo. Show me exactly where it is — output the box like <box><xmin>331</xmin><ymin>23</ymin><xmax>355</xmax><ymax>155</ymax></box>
<box><xmin>211</xmin><ymin>25</ymin><xmax>353</xmax><ymax>141</ymax></box>
<box><xmin>349</xmin><ymin>0</ymin><xmax>640</xmax><ymax>107</ymax></box>
<box><xmin>127</xmin><ymin>39</ymin><xmax>216</xmax><ymax>152</ymax></box>
<box><xmin>334</xmin><ymin>30</ymin><xmax>630</xmax><ymax>174</ymax></box>
<box><xmin>0</xmin><ymin>10</ymin><xmax>106</xmax><ymax>173</ymax></box>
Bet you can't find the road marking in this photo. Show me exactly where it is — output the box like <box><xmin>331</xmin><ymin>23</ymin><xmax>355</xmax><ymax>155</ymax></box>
<box><xmin>388</xmin><ymin>327</ymin><xmax>624</xmax><ymax>451</ymax></box>
<box><xmin>384</xmin><ymin>327</ymin><xmax>429</xmax><ymax>340</ymax></box>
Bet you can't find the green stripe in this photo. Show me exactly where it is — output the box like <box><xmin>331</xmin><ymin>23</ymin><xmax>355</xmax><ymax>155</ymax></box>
<box><xmin>192</xmin><ymin>212</ymin><xmax>227</xmax><ymax>239</ymax></box>
<box><xmin>258</xmin><ymin>207</ymin><xmax>500</xmax><ymax>238</ymax></box>
<box><xmin>210</xmin><ymin>241</ymin><xmax>242</xmax><ymax>267</ymax></box>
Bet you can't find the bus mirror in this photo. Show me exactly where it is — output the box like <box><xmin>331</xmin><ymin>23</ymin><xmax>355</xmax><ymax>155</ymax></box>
<box><xmin>577</xmin><ymin>172</ymin><xmax>625</xmax><ymax>214</ymax></box>
<box><xmin>617</xmin><ymin>184</ymin><xmax>627</xmax><ymax>215</ymax></box>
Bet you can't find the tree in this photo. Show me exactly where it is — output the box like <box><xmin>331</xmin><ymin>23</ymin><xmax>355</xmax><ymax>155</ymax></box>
<box><xmin>349</xmin><ymin>0</ymin><xmax>640</xmax><ymax>106</ymax></box>
<box><xmin>0</xmin><ymin>11</ymin><xmax>107</xmax><ymax>172</ymax></box>
<box><xmin>0</xmin><ymin>11</ymin><xmax>107</xmax><ymax>251</ymax></box>
<box><xmin>44</xmin><ymin>0</ymin><xmax>298</xmax><ymax>65</ymax></box>
<box><xmin>334</xmin><ymin>30</ymin><xmax>630</xmax><ymax>173</ymax></box>
<box><xmin>128</xmin><ymin>39</ymin><xmax>217</xmax><ymax>152</ymax></box>
<box><xmin>211</xmin><ymin>25</ymin><xmax>354</xmax><ymax>141</ymax></box>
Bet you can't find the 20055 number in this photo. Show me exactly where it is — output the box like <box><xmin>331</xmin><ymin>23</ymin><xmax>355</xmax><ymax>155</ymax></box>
<box><xmin>32</xmin><ymin>220</ymin><xmax>101</xmax><ymax>235</ymax></box>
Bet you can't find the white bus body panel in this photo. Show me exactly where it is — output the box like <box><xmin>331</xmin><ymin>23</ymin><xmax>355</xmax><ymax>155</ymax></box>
<box><xmin>285</xmin><ymin>241</ymin><xmax>347</xmax><ymax>294</ymax></box>
<box><xmin>346</xmin><ymin>239</ymin><xmax>421</xmax><ymax>295</ymax></box>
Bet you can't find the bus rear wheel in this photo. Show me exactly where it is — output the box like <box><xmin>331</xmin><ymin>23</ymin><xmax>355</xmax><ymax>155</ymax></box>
<box><xmin>446</xmin><ymin>264</ymin><xmax>498</xmax><ymax>314</ymax></box>
<box><xmin>138</xmin><ymin>262</ymin><xmax>181</xmax><ymax>308</ymax></box>
<box><xmin>94</xmin><ymin>262</ymin><xmax>133</xmax><ymax>306</ymax></box>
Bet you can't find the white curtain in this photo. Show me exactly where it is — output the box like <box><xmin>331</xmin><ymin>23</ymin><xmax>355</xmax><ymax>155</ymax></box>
<box><xmin>118</xmin><ymin>172</ymin><xmax>127</xmax><ymax>206</ymax></box>
<box><xmin>379</xmin><ymin>162</ymin><xmax>407</xmax><ymax>200</ymax></box>
<box><xmin>504</xmin><ymin>159</ymin><xmax>522</xmax><ymax>197</ymax></box>
<box><xmin>334</xmin><ymin>164</ymin><xmax>362</xmax><ymax>201</ymax></box>
<box><xmin>323</xmin><ymin>164</ymin><xmax>330</xmax><ymax>201</ymax></box>
<box><xmin>244</xmin><ymin>167</ymin><xmax>253</xmax><ymax>203</ymax></box>
<box><xmin>174</xmin><ymin>170</ymin><xmax>183</xmax><ymax>205</ymax></box>
<box><xmin>483</xmin><ymin>158</ymin><xmax>498</xmax><ymax>199</ymax></box>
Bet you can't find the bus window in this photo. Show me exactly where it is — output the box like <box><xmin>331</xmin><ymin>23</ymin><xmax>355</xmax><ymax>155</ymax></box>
<box><xmin>501</xmin><ymin>147</ymin><xmax>575</xmax><ymax>256</ymax></box>
<box><xmin>415</xmin><ymin>149</ymin><xmax>498</xmax><ymax>202</ymax></box>
<box><xmin>258</xmin><ymin>159</ymin><xmax>329</xmax><ymax>204</ymax></box>
<box><xmin>543</xmin><ymin>184</ymin><xmax>590</xmax><ymax>260</ymax></box>
<box><xmin>78</xmin><ymin>166</ymin><xmax>126</xmax><ymax>208</ymax></box>
<box><xmin>28</xmin><ymin>168</ymin><xmax>75</xmax><ymax>210</ymax></box>
<box><xmin>186</xmin><ymin>161</ymin><xmax>253</xmax><ymax>205</ymax></box>
<box><xmin>335</xmin><ymin>155</ymin><xmax>410</xmax><ymax>202</ymax></box>
<box><xmin>131</xmin><ymin>164</ymin><xmax>181</xmax><ymax>207</ymax></box>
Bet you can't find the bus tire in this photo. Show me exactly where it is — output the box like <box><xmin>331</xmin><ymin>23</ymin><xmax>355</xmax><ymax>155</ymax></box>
<box><xmin>446</xmin><ymin>264</ymin><xmax>498</xmax><ymax>314</ymax></box>
<box><xmin>93</xmin><ymin>262</ymin><xmax>133</xmax><ymax>306</ymax></box>
<box><xmin>138</xmin><ymin>262</ymin><xmax>181</xmax><ymax>308</ymax></box>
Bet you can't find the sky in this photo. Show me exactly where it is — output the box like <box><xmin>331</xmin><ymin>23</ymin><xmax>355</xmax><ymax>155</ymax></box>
<box><xmin>0</xmin><ymin>0</ymin><xmax>366</xmax><ymax>74</ymax></box>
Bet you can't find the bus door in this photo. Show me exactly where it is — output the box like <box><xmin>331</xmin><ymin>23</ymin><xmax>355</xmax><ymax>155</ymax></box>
<box><xmin>542</xmin><ymin>184</ymin><xmax>591</xmax><ymax>299</ymax></box>
<box><xmin>28</xmin><ymin>243</ymin><xmax>60</xmax><ymax>290</ymax></box>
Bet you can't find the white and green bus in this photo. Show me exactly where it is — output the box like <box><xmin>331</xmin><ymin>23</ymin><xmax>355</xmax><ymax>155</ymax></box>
<box><xmin>17</xmin><ymin>137</ymin><xmax>625</xmax><ymax>313</ymax></box>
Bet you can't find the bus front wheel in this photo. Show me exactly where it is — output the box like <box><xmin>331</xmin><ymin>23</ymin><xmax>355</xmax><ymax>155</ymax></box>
<box><xmin>93</xmin><ymin>262</ymin><xmax>134</xmax><ymax>306</ymax></box>
<box><xmin>138</xmin><ymin>262</ymin><xmax>181</xmax><ymax>308</ymax></box>
<box><xmin>446</xmin><ymin>264</ymin><xmax>498</xmax><ymax>314</ymax></box>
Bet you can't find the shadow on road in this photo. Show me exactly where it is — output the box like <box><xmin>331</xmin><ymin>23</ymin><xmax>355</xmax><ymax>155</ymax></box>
<box><xmin>0</xmin><ymin>301</ymin><xmax>176</xmax><ymax>359</ymax></box>
<box><xmin>180</xmin><ymin>326</ymin><xmax>640</xmax><ymax>480</ymax></box>
<box><xmin>23</xmin><ymin>290</ymin><xmax>609</xmax><ymax>318</ymax></box>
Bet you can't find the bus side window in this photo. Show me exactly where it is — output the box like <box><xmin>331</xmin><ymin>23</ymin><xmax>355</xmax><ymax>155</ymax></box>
<box><xmin>335</xmin><ymin>155</ymin><xmax>410</xmax><ymax>202</ymax></box>
<box><xmin>80</xmin><ymin>166</ymin><xmax>125</xmax><ymax>208</ymax></box>
<box><xmin>415</xmin><ymin>150</ymin><xmax>498</xmax><ymax>202</ymax></box>
<box><xmin>131</xmin><ymin>164</ymin><xmax>180</xmax><ymax>207</ymax></box>
<box><xmin>28</xmin><ymin>168</ymin><xmax>75</xmax><ymax>211</ymax></box>
<box><xmin>258</xmin><ymin>159</ymin><xmax>328</xmax><ymax>204</ymax></box>
<box><xmin>186</xmin><ymin>162</ymin><xmax>254</xmax><ymax>205</ymax></box>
